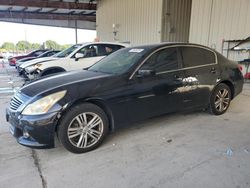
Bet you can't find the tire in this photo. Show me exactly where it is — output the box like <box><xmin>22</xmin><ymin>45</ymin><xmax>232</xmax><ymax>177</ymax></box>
<box><xmin>209</xmin><ymin>83</ymin><xmax>232</xmax><ymax>115</ymax></box>
<box><xmin>57</xmin><ymin>103</ymin><xmax>109</xmax><ymax>153</ymax></box>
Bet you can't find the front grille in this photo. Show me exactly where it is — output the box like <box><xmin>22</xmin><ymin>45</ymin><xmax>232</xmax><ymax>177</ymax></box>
<box><xmin>10</xmin><ymin>96</ymin><xmax>23</xmax><ymax>111</ymax></box>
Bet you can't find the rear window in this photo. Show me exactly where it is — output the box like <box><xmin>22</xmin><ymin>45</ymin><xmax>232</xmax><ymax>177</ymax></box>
<box><xmin>181</xmin><ymin>47</ymin><xmax>216</xmax><ymax>68</ymax></box>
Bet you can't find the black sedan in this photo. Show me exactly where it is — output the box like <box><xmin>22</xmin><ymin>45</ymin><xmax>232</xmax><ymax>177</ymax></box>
<box><xmin>6</xmin><ymin>43</ymin><xmax>243</xmax><ymax>153</ymax></box>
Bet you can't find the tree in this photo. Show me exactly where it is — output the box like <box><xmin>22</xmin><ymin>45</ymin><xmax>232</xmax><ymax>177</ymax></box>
<box><xmin>16</xmin><ymin>41</ymin><xmax>31</xmax><ymax>51</ymax></box>
<box><xmin>31</xmin><ymin>43</ymin><xmax>42</xmax><ymax>50</ymax></box>
<box><xmin>45</xmin><ymin>40</ymin><xmax>60</xmax><ymax>50</ymax></box>
<box><xmin>61</xmin><ymin>44</ymin><xmax>72</xmax><ymax>50</ymax></box>
<box><xmin>1</xmin><ymin>42</ymin><xmax>15</xmax><ymax>51</ymax></box>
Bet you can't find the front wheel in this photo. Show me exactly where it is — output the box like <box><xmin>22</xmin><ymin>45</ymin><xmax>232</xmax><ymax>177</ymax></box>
<box><xmin>57</xmin><ymin>103</ymin><xmax>109</xmax><ymax>153</ymax></box>
<box><xmin>209</xmin><ymin>83</ymin><xmax>231</xmax><ymax>115</ymax></box>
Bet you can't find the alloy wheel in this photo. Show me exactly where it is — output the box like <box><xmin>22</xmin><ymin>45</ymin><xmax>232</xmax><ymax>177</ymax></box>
<box><xmin>214</xmin><ymin>88</ymin><xmax>230</xmax><ymax>112</ymax></box>
<box><xmin>67</xmin><ymin>112</ymin><xmax>104</xmax><ymax>149</ymax></box>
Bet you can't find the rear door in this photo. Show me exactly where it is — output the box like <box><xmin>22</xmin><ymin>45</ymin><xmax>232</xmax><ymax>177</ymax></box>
<box><xmin>180</xmin><ymin>46</ymin><xmax>219</xmax><ymax>108</ymax></box>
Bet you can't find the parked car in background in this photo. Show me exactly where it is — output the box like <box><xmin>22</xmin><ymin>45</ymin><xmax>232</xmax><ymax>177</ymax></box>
<box><xmin>8</xmin><ymin>49</ymin><xmax>48</xmax><ymax>66</ymax></box>
<box><xmin>16</xmin><ymin>50</ymin><xmax>61</xmax><ymax>68</ymax></box>
<box><xmin>19</xmin><ymin>44</ymin><xmax>83</xmax><ymax>77</ymax></box>
<box><xmin>16</xmin><ymin>50</ymin><xmax>61</xmax><ymax>75</ymax></box>
<box><xmin>6</xmin><ymin>43</ymin><xmax>243</xmax><ymax>153</ymax></box>
<box><xmin>23</xmin><ymin>42</ymin><xmax>128</xmax><ymax>80</ymax></box>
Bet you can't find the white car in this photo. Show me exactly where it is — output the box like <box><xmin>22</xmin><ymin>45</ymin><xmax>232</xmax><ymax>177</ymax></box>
<box><xmin>18</xmin><ymin>56</ymin><xmax>59</xmax><ymax>75</ymax></box>
<box><xmin>24</xmin><ymin>42</ymin><xmax>128</xmax><ymax>80</ymax></box>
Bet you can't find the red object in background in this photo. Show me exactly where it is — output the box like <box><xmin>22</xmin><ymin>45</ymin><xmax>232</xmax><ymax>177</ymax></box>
<box><xmin>8</xmin><ymin>58</ymin><xmax>17</xmax><ymax>66</ymax></box>
<box><xmin>8</xmin><ymin>49</ymin><xmax>48</xmax><ymax>66</ymax></box>
<box><xmin>238</xmin><ymin>64</ymin><xmax>243</xmax><ymax>71</ymax></box>
<box><xmin>244</xmin><ymin>73</ymin><xmax>250</xmax><ymax>79</ymax></box>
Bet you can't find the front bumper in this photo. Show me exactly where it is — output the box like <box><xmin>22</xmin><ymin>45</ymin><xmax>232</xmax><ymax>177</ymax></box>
<box><xmin>23</xmin><ymin>70</ymin><xmax>40</xmax><ymax>81</ymax></box>
<box><xmin>6</xmin><ymin>108</ymin><xmax>59</xmax><ymax>149</ymax></box>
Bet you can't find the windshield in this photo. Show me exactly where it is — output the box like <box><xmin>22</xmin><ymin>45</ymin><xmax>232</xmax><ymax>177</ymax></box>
<box><xmin>55</xmin><ymin>44</ymin><xmax>81</xmax><ymax>58</ymax></box>
<box><xmin>89</xmin><ymin>48</ymin><xmax>147</xmax><ymax>74</ymax></box>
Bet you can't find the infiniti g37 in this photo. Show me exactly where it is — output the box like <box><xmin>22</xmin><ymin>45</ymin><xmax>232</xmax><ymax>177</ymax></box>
<box><xmin>6</xmin><ymin>43</ymin><xmax>243</xmax><ymax>153</ymax></box>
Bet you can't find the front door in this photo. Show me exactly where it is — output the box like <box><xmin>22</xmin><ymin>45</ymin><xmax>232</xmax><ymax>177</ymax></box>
<box><xmin>126</xmin><ymin>47</ymin><xmax>185</xmax><ymax>122</ymax></box>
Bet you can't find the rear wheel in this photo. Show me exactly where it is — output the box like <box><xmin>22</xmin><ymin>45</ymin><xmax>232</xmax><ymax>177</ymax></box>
<box><xmin>57</xmin><ymin>103</ymin><xmax>109</xmax><ymax>153</ymax></box>
<box><xmin>209</xmin><ymin>83</ymin><xmax>231</xmax><ymax>115</ymax></box>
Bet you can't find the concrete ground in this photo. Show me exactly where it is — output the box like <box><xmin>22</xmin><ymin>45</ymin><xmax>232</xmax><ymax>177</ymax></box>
<box><xmin>0</xmin><ymin>60</ymin><xmax>250</xmax><ymax>188</ymax></box>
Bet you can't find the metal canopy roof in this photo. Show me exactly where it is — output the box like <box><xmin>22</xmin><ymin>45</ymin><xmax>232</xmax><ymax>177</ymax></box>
<box><xmin>0</xmin><ymin>0</ymin><xmax>97</xmax><ymax>30</ymax></box>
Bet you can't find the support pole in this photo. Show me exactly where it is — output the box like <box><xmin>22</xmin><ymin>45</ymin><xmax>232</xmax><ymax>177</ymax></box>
<box><xmin>75</xmin><ymin>20</ymin><xmax>78</xmax><ymax>44</ymax></box>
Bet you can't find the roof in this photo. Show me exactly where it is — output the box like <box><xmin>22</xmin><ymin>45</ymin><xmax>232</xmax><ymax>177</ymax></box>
<box><xmin>0</xmin><ymin>0</ymin><xmax>97</xmax><ymax>30</ymax></box>
<box><xmin>129</xmin><ymin>42</ymin><xmax>215</xmax><ymax>51</ymax></box>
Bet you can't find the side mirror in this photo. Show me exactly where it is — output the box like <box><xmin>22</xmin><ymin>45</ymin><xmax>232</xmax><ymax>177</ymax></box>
<box><xmin>75</xmin><ymin>53</ymin><xmax>84</xmax><ymax>61</ymax></box>
<box><xmin>137</xmin><ymin>69</ymin><xmax>156</xmax><ymax>78</ymax></box>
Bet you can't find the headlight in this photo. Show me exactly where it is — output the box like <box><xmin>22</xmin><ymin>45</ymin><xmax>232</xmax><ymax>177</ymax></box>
<box><xmin>25</xmin><ymin>65</ymin><xmax>36</xmax><ymax>73</ymax></box>
<box><xmin>22</xmin><ymin>90</ymin><xmax>66</xmax><ymax>115</ymax></box>
<box><xmin>25</xmin><ymin>64</ymin><xmax>43</xmax><ymax>73</ymax></box>
<box><xmin>35</xmin><ymin>63</ymin><xmax>42</xmax><ymax>68</ymax></box>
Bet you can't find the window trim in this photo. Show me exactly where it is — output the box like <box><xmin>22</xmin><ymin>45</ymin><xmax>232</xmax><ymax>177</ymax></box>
<box><xmin>140</xmin><ymin>47</ymin><xmax>182</xmax><ymax>75</ymax></box>
<box><xmin>129</xmin><ymin>45</ymin><xmax>218</xmax><ymax>80</ymax></box>
<box><xmin>180</xmin><ymin>46</ymin><xmax>217</xmax><ymax>69</ymax></box>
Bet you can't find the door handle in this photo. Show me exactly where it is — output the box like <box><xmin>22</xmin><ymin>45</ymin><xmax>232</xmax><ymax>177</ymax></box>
<box><xmin>210</xmin><ymin>67</ymin><xmax>216</xmax><ymax>74</ymax></box>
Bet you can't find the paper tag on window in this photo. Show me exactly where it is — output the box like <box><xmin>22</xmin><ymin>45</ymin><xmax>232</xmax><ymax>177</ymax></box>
<box><xmin>129</xmin><ymin>49</ymin><xmax>144</xmax><ymax>53</ymax></box>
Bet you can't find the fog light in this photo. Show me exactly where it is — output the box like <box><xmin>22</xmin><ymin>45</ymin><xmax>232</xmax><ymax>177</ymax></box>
<box><xmin>23</xmin><ymin>130</ymin><xmax>30</xmax><ymax>138</ymax></box>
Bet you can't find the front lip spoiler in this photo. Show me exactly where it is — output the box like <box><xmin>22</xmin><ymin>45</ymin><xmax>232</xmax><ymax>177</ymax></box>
<box><xmin>17</xmin><ymin>136</ymin><xmax>54</xmax><ymax>149</ymax></box>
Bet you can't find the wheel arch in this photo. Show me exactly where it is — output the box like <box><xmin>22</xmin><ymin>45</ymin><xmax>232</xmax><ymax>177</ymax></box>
<box><xmin>216</xmin><ymin>80</ymin><xmax>235</xmax><ymax>99</ymax></box>
<box><xmin>40</xmin><ymin>66</ymin><xmax>66</xmax><ymax>76</ymax></box>
<box><xmin>56</xmin><ymin>98</ymin><xmax>115</xmax><ymax>133</ymax></box>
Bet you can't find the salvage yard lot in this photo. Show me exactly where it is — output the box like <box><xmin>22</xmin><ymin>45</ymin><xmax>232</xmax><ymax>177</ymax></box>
<box><xmin>1</xmin><ymin>62</ymin><xmax>250</xmax><ymax>188</ymax></box>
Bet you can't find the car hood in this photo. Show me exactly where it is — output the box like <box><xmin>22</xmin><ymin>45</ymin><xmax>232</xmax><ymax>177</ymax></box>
<box><xmin>20</xmin><ymin>70</ymin><xmax>111</xmax><ymax>97</ymax></box>
<box><xmin>20</xmin><ymin>57</ymin><xmax>59</xmax><ymax>68</ymax></box>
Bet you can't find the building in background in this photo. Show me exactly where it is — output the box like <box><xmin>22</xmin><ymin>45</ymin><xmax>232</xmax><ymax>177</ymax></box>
<box><xmin>96</xmin><ymin>0</ymin><xmax>250</xmax><ymax>62</ymax></box>
<box><xmin>189</xmin><ymin>0</ymin><xmax>250</xmax><ymax>61</ymax></box>
<box><xmin>96</xmin><ymin>0</ymin><xmax>191</xmax><ymax>45</ymax></box>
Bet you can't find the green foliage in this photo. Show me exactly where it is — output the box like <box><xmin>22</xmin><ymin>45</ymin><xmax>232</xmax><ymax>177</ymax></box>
<box><xmin>16</xmin><ymin>41</ymin><xmax>31</xmax><ymax>51</ymax></box>
<box><xmin>45</xmin><ymin>40</ymin><xmax>61</xmax><ymax>50</ymax></box>
<box><xmin>31</xmin><ymin>43</ymin><xmax>42</xmax><ymax>50</ymax></box>
<box><xmin>1</xmin><ymin>42</ymin><xmax>15</xmax><ymax>51</ymax></box>
<box><xmin>60</xmin><ymin>44</ymin><xmax>73</xmax><ymax>50</ymax></box>
<box><xmin>1</xmin><ymin>40</ymin><xmax>71</xmax><ymax>52</ymax></box>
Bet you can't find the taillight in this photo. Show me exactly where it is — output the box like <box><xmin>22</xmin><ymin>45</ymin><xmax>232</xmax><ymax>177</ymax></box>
<box><xmin>238</xmin><ymin>64</ymin><xmax>243</xmax><ymax>71</ymax></box>
<box><xmin>11</xmin><ymin>58</ymin><xmax>16</xmax><ymax>64</ymax></box>
<box><xmin>244</xmin><ymin>73</ymin><xmax>250</xmax><ymax>79</ymax></box>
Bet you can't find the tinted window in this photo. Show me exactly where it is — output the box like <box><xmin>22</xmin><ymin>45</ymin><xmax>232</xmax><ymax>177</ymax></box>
<box><xmin>181</xmin><ymin>47</ymin><xmax>216</xmax><ymax>68</ymax></box>
<box><xmin>29</xmin><ymin>50</ymin><xmax>46</xmax><ymax>57</ymax></box>
<box><xmin>141</xmin><ymin>47</ymin><xmax>179</xmax><ymax>72</ymax></box>
<box><xmin>33</xmin><ymin>51</ymin><xmax>44</xmax><ymax>56</ymax></box>
<box><xmin>99</xmin><ymin>44</ymin><xmax>124</xmax><ymax>56</ymax></box>
<box><xmin>45</xmin><ymin>51</ymin><xmax>56</xmax><ymax>57</ymax></box>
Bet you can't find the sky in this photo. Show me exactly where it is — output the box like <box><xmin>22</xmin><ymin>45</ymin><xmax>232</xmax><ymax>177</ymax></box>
<box><xmin>0</xmin><ymin>21</ymin><xmax>97</xmax><ymax>46</ymax></box>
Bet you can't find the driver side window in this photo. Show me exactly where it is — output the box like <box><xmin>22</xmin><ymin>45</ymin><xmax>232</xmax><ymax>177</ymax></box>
<box><xmin>75</xmin><ymin>45</ymin><xmax>97</xmax><ymax>58</ymax></box>
<box><xmin>141</xmin><ymin>47</ymin><xmax>179</xmax><ymax>73</ymax></box>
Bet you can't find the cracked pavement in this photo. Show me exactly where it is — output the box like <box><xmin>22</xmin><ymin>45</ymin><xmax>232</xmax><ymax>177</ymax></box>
<box><xmin>1</xmin><ymin>61</ymin><xmax>250</xmax><ymax>188</ymax></box>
